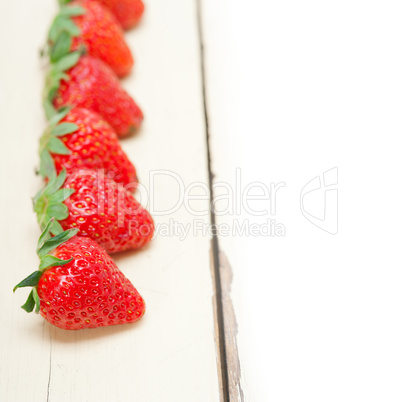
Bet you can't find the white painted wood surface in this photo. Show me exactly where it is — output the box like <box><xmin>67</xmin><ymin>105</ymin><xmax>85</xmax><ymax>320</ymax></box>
<box><xmin>201</xmin><ymin>0</ymin><xmax>401</xmax><ymax>401</ymax></box>
<box><xmin>0</xmin><ymin>1</ymin><xmax>221</xmax><ymax>401</ymax></box>
<box><xmin>3</xmin><ymin>1</ymin><xmax>401</xmax><ymax>401</ymax></box>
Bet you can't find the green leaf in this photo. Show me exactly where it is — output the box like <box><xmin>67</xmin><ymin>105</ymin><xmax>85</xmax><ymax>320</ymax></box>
<box><xmin>39</xmin><ymin>149</ymin><xmax>56</xmax><ymax>179</ymax></box>
<box><xmin>60</xmin><ymin>18</ymin><xmax>81</xmax><ymax>37</ymax></box>
<box><xmin>43</xmin><ymin>173</ymin><xmax>57</xmax><ymax>195</ymax></box>
<box><xmin>59</xmin><ymin>6</ymin><xmax>85</xmax><ymax>17</ymax></box>
<box><xmin>47</xmin><ymin>137</ymin><xmax>71</xmax><ymax>155</ymax></box>
<box><xmin>53</xmin><ymin>51</ymin><xmax>81</xmax><ymax>73</ymax></box>
<box><xmin>38</xmin><ymin>228</ymin><xmax>79</xmax><ymax>258</ymax></box>
<box><xmin>36</xmin><ymin>218</ymin><xmax>55</xmax><ymax>252</ymax></box>
<box><xmin>32</xmin><ymin>288</ymin><xmax>41</xmax><ymax>314</ymax></box>
<box><xmin>50</xmin><ymin>30</ymin><xmax>72</xmax><ymax>63</ymax></box>
<box><xmin>48</xmin><ymin>16</ymin><xmax>62</xmax><ymax>42</ymax></box>
<box><xmin>34</xmin><ymin>172</ymin><xmax>74</xmax><ymax>236</ymax></box>
<box><xmin>44</xmin><ymin>169</ymin><xmax>67</xmax><ymax>196</ymax></box>
<box><xmin>48</xmin><ymin>16</ymin><xmax>65</xmax><ymax>42</ymax></box>
<box><xmin>33</xmin><ymin>188</ymin><xmax>45</xmax><ymax>214</ymax></box>
<box><xmin>39</xmin><ymin>214</ymin><xmax>58</xmax><ymax>232</ymax></box>
<box><xmin>48</xmin><ymin>188</ymin><xmax>75</xmax><ymax>203</ymax></box>
<box><xmin>13</xmin><ymin>271</ymin><xmax>43</xmax><ymax>292</ymax></box>
<box><xmin>47</xmin><ymin>203</ymin><xmax>69</xmax><ymax>220</ymax></box>
<box><xmin>43</xmin><ymin>98</ymin><xmax>57</xmax><ymax>120</ymax></box>
<box><xmin>49</xmin><ymin>16</ymin><xmax>80</xmax><ymax>43</ymax></box>
<box><xmin>21</xmin><ymin>290</ymin><xmax>35</xmax><ymax>313</ymax></box>
<box><xmin>45</xmin><ymin>86</ymin><xmax>58</xmax><ymax>105</ymax></box>
<box><xmin>39</xmin><ymin>255</ymin><xmax>73</xmax><ymax>270</ymax></box>
<box><xmin>39</xmin><ymin>129</ymin><xmax>50</xmax><ymax>154</ymax></box>
<box><xmin>49</xmin><ymin>70</ymin><xmax>69</xmax><ymax>88</ymax></box>
<box><xmin>54</xmin><ymin>51</ymin><xmax>81</xmax><ymax>72</ymax></box>
<box><xmin>48</xmin><ymin>107</ymin><xmax>71</xmax><ymax>126</ymax></box>
<box><xmin>43</xmin><ymin>69</ymin><xmax>69</xmax><ymax>107</ymax></box>
<box><xmin>50</xmin><ymin>220</ymin><xmax>64</xmax><ymax>236</ymax></box>
<box><xmin>51</xmin><ymin>122</ymin><xmax>78</xmax><ymax>136</ymax></box>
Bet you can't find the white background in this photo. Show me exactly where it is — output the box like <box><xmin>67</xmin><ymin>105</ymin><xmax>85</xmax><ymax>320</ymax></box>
<box><xmin>202</xmin><ymin>0</ymin><xmax>401</xmax><ymax>400</ymax></box>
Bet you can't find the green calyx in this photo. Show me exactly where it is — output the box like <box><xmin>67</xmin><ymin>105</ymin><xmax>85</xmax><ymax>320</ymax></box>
<box><xmin>43</xmin><ymin>5</ymin><xmax>86</xmax><ymax>120</ymax></box>
<box><xmin>39</xmin><ymin>107</ymin><xmax>78</xmax><ymax>179</ymax></box>
<box><xmin>13</xmin><ymin>219</ymin><xmax>78</xmax><ymax>314</ymax></box>
<box><xmin>58</xmin><ymin>0</ymin><xmax>74</xmax><ymax>5</ymax></box>
<box><xmin>34</xmin><ymin>169</ymin><xmax>75</xmax><ymax>236</ymax></box>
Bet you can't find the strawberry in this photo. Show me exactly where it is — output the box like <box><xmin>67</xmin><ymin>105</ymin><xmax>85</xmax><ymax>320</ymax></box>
<box><xmin>34</xmin><ymin>169</ymin><xmax>154</xmax><ymax>254</ymax></box>
<box><xmin>44</xmin><ymin>55</ymin><xmax>143</xmax><ymax>137</ymax></box>
<box><xmin>39</xmin><ymin>106</ymin><xmax>138</xmax><ymax>189</ymax></box>
<box><xmin>14</xmin><ymin>220</ymin><xmax>146</xmax><ymax>330</ymax></box>
<box><xmin>49</xmin><ymin>1</ymin><xmax>133</xmax><ymax>77</ymax></box>
<box><xmin>91</xmin><ymin>0</ymin><xmax>145</xmax><ymax>30</ymax></box>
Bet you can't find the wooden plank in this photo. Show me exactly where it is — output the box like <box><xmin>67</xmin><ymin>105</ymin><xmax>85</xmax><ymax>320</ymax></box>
<box><xmin>0</xmin><ymin>0</ymin><xmax>221</xmax><ymax>401</ymax></box>
<box><xmin>200</xmin><ymin>0</ymin><xmax>401</xmax><ymax>400</ymax></box>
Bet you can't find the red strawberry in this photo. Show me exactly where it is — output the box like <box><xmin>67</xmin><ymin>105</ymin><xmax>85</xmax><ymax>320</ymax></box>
<box><xmin>39</xmin><ymin>107</ymin><xmax>138</xmax><ymax>189</ymax></box>
<box><xmin>14</xmin><ymin>221</ymin><xmax>146</xmax><ymax>330</ymax></box>
<box><xmin>46</xmin><ymin>55</ymin><xmax>143</xmax><ymax>137</ymax></box>
<box><xmin>34</xmin><ymin>169</ymin><xmax>154</xmax><ymax>254</ymax></box>
<box><xmin>91</xmin><ymin>0</ymin><xmax>145</xmax><ymax>30</ymax></box>
<box><xmin>49</xmin><ymin>0</ymin><xmax>133</xmax><ymax>77</ymax></box>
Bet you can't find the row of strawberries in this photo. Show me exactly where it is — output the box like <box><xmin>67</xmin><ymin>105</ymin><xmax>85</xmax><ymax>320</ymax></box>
<box><xmin>15</xmin><ymin>0</ymin><xmax>154</xmax><ymax>331</ymax></box>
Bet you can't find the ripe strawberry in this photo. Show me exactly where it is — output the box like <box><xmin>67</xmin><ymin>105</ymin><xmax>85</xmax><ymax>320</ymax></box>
<box><xmin>91</xmin><ymin>0</ymin><xmax>145</xmax><ymax>30</ymax></box>
<box><xmin>14</xmin><ymin>220</ymin><xmax>146</xmax><ymax>330</ymax></box>
<box><xmin>39</xmin><ymin>107</ymin><xmax>138</xmax><ymax>189</ymax></box>
<box><xmin>34</xmin><ymin>169</ymin><xmax>154</xmax><ymax>254</ymax></box>
<box><xmin>45</xmin><ymin>55</ymin><xmax>143</xmax><ymax>137</ymax></box>
<box><xmin>49</xmin><ymin>0</ymin><xmax>133</xmax><ymax>77</ymax></box>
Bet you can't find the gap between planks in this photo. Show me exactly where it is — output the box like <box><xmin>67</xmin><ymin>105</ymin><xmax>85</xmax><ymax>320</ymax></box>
<box><xmin>196</xmin><ymin>0</ymin><xmax>244</xmax><ymax>401</ymax></box>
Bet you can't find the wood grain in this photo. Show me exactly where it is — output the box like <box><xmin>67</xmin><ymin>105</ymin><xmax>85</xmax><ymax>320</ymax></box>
<box><xmin>0</xmin><ymin>0</ymin><xmax>221</xmax><ymax>401</ymax></box>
